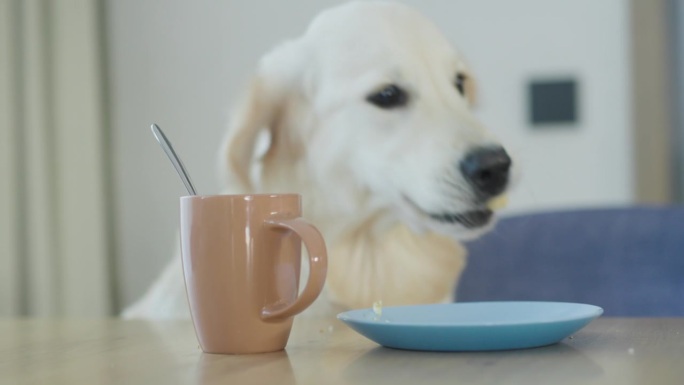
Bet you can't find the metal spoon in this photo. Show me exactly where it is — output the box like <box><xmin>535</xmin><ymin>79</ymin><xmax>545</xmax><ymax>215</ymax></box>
<box><xmin>150</xmin><ymin>123</ymin><xmax>197</xmax><ymax>195</ymax></box>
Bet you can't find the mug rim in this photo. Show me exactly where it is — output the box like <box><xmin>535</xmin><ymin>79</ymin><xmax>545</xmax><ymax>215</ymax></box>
<box><xmin>180</xmin><ymin>193</ymin><xmax>301</xmax><ymax>201</ymax></box>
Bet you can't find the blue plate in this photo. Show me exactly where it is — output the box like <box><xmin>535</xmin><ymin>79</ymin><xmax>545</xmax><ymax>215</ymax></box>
<box><xmin>337</xmin><ymin>301</ymin><xmax>603</xmax><ymax>352</ymax></box>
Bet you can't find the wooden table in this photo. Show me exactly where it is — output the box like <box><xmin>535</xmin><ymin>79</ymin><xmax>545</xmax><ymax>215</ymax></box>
<box><xmin>1</xmin><ymin>316</ymin><xmax>683</xmax><ymax>384</ymax></box>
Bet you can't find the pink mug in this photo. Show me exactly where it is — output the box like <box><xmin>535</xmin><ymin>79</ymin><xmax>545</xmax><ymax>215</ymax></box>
<box><xmin>180</xmin><ymin>194</ymin><xmax>327</xmax><ymax>354</ymax></box>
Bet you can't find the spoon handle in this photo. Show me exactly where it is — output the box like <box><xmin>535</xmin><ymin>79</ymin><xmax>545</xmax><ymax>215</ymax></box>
<box><xmin>150</xmin><ymin>123</ymin><xmax>197</xmax><ymax>195</ymax></box>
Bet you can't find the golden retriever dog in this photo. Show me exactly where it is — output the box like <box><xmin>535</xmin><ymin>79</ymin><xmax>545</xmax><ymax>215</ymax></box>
<box><xmin>124</xmin><ymin>1</ymin><xmax>513</xmax><ymax>318</ymax></box>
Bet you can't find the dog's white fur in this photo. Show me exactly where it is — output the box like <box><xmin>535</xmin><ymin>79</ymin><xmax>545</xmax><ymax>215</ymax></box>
<box><xmin>123</xmin><ymin>1</ymin><xmax>511</xmax><ymax>319</ymax></box>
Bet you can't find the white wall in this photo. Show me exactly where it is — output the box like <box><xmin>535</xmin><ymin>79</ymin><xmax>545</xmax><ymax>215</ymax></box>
<box><xmin>106</xmin><ymin>0</ymin><xmax>632</xmax><ymax>310</ymax></box>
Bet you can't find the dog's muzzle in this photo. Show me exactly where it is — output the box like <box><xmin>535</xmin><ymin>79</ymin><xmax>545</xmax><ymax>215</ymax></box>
<box><xmin>425</xmin><ymin>146</ymin><xmax>510</xmax><ymax>229</ymax></box>
<box><xmin>460</xmin><ymin>146</ymin><xmax>511</xmax><ymax>200</ymax></box>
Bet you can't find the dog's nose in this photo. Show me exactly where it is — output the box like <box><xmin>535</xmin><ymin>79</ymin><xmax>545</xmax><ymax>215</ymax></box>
<box><xmin>460</xmin><ymin>146</ymin><xmax>511</xmax><ymax>198</ymax></box>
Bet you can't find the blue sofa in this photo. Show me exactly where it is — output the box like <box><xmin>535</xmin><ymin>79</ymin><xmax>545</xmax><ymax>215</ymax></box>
<box><xmin>457</xmin><ymin>206</ymin><xmax>684</xmax><ymax>316</ymax></box>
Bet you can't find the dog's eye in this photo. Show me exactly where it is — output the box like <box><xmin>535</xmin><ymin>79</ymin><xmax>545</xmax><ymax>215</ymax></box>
<box><xmin>455</xmin><ymin>73</ymin><xmax>466</xmax><ymax>96</ymax></box>
<box><xmin>366</xmin><ymin>84</ymin><xmax>408</xmax><ymax>109</ymax></box>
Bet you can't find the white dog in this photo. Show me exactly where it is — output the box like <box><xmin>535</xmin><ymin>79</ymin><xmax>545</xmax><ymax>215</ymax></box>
<box><xmin>124</xmin><ymin>1</ymin><xmax>513</xmax><ymax>319</ymax></box>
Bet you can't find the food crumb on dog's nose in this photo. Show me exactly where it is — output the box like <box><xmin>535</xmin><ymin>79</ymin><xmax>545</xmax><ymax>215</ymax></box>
<box><xmin>486</xmin><ymin>194</ymin><xmax>508</xmax><ymax>211</ymax></box>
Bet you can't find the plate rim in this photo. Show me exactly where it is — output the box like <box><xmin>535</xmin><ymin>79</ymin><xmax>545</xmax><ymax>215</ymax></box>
<box><xmin>336</xmin><ymin>301</ymin><xmax>604</xmax><ymax>328</ymax></box>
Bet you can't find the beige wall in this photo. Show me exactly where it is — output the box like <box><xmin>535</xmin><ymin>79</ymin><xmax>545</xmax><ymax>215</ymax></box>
<box><xmin>631</xmin><ymin>0</ymin><xmax>674</xmax><ymax>203</ymax></box>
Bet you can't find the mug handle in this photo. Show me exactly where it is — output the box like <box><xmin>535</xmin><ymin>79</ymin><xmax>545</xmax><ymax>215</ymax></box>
<box><xmin>260</xmin><ymin>217</ymin><xmax>328</xmax><ymax>321</ymax></box>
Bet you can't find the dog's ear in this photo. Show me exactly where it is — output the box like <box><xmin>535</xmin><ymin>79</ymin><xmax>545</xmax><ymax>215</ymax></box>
<box><xmin>221</xmin><ymin>77</ymin><xmax>280</xmax><ymax>192</ymax></box>
<box><xmin>220</xmin><ymin>41</ymin><xmax>307</xmax><ymax>192</ymax></box>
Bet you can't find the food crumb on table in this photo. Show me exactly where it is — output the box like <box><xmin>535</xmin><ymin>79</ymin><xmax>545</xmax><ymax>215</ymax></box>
<box><xmin>373</xmin><ymin>300</ymin><xmax>383</xmax><ymax>318</ymax></box>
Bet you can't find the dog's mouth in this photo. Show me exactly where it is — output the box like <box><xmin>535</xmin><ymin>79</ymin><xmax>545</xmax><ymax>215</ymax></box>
<box><xmin>428</xmin><ymin>209</ymin><xmax>493</xmax><ymax>228</ymax></box>
<box><xmin>402</xmin><ymin>195</ymin><xmax>494</xmax><ymax>229</ymax></box>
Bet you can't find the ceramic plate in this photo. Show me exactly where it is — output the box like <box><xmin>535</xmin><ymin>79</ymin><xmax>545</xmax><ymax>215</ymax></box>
<box><xmin>337</xmin><ymin>301</ymin><xmax>603</xmax><ymax>352</ymax></box>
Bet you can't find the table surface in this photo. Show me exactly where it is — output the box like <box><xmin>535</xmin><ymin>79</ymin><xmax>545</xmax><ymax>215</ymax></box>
<box><xmin>1</xmin><ymin>316</ymin><xmax>683</xmax><ymax>385</ymax></box>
